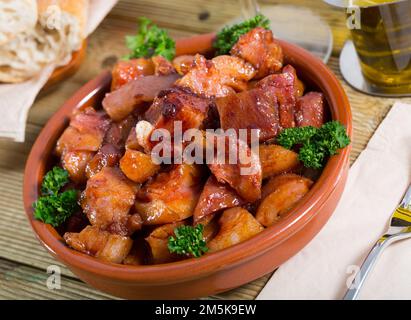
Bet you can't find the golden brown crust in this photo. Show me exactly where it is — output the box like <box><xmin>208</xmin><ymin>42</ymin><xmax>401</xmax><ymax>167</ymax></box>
<box><xmin>36</xmin><ymin>0</ymin><xmax>88</xmax><ymax>36</ymax></box>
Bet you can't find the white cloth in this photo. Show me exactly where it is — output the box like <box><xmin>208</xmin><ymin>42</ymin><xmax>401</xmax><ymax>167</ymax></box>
<box><xmin>0</xmin><ymin>0</ymin><xmax>118</xmax><ymax>142</ymax></box>
<box><xmin>257</xmin><ymin>102</ymin><xmax>411</xmax><ymax>300</ymax></box>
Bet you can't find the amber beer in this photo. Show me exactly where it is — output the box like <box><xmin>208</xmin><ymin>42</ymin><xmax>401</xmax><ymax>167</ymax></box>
<box><xmin>347</xmin><ymin>0</ymin><xmax>411</xmax><ymax>91</ymax></box>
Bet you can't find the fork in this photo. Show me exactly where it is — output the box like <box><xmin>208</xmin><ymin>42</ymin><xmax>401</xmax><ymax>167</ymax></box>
<box><xmin>343</xmin><ymin>184</ymin><xmax>411</xmax><ymax>300</ymax></box>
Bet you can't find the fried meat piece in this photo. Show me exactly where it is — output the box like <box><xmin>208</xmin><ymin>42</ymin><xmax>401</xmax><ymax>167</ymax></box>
<box><xmin>111</xmin><ymin>58</ymin><xmax>155</xmax><ymax>91</ymax></box>
<box><xmin>259</xmin><ymin>144</ymin><xmax>300</xmax><ymax>179</ymax></box>
<box><xmin>208</xmin><ymin>207</ymin><xmax>264</xmax><ymax>252</ymax></box>
<box><xmin>81</xmin><ymin>167</ymin><xmax>139</xmax><ymax>236</ymax></box>
<box><xmin>211</xmin><ymin>55</ymin><xmax>256</xmax><ymax>91</ymax></box>
<box><xmin>119</xmin><ymin>149</ymin><xmax>160</xmax><ymax>183</ymax></box>
<box><xmin>135</xmin><ymin>164</ymin><xmax>204</xmax><ymax>225</ymax></box>
<box><xmin>85</xmin><ymin>144</ymin><xmax>122</xmax><ymax>179</ymax></box>
<box><xmin>152</xmin><ymin>55</ymin><xmax>176</xmax><ymax>75</ymax></box>
<box><xmin>64</xmin><ymin>225</ymin><xmax>133</xmax><ymax>264</ymax></box>
<box><xmin>102</xmin><ymin>74</ymin><xmax>180</xmax><ymax>121</ymax></box>
<box><xmin>208</xmin><ymin>134</ymin><xmax>262</xmax><ymax>202</ymax></box>
<box><xmin>230</xmin><ymin>27</ymin><xmax>283</xmax><ymax>79</ymax></box>
<box><xmin>146</xmin><ymin>88</ymin><xmax>215</xmax><ymax>150</ymax></box>
<box><xmin>175</xmin><ymin>54</ymin><xmax>236</xmax><ymax>98</ymax></box>
<box><xmin>256</xmin><ymin>174</ymin><xmax>313</xmax><ymax>227</ymax></box>
<box><xmin>216</xmin><ymin>87</ymin><xmax>280</xmax><ymax>142</ymax></box>
<box><xmin>145</xmin><ymin>222</ymin><xmax>185</xmax><ymax>264</ymax></box>
<box><xmin>104</xmin><ymin>114</ymin><xmax>138</xmax><ymax>150</ymax></box>
<box><xmin>172</xmin><ymin>55</ymin><xmax>195</xmax><ymax>75</ymax></box>
<box><xmin>295</xmin><ymin>92</ymin><xmax>325</xmax><ymax>128</ymax></box>
<box><xmin>193</xmin><ymin>176</ymin><xmax>244</xmax><ymax>226</ymax></box>
<box><xmin>56</xmin><ymin>107</ymin><xmax>111</xmax><ymax>157</ymax></box>
<box><xmin>256</xmin><ymin>65</ymin><xmax>301</xmax><ymax>129</ymax></box>
<box><xmin>62</xmin><ymin>151</ymin><xmax>95</xmax><ymax>185</ymax></box>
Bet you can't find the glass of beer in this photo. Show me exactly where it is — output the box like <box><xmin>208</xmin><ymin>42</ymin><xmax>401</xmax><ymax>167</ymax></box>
<box><xmin>329</xmin><ymin>0</ymin><xmax>411</xmax><ymax>94</ymax></box>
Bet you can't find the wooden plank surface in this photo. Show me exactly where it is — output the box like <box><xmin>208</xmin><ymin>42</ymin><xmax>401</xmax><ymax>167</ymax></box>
<box><xmin>1</xmin><ymin>0</ymin><xmax>410</xmax><ymax>300</ymax></box>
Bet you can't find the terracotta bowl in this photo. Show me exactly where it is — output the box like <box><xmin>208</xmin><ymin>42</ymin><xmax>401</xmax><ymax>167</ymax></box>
<box><xmin>23</xmin><ymin>34</ymin><xmax>352</xmax><ymax>299</ymax></box>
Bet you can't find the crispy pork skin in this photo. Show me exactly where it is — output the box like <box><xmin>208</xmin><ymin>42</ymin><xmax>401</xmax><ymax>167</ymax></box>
<box><xmin>111</xmin><ymin>58</ymin><xmax>155</xmax><ymax>91</ymax></box>
<box><xmin>81</xmin><ymin>167</ymin><xmax>138</xmax><ymax>236</ymax></box>
<box><xmin>56</xmin><ymin>108</ymin><xmax>111</xmax><ymax>157</ymax></box>
<box><xmin>256</xmin><ymin>174</ymin><xmax>313</xmax><ymax>227</ymax></box>
<box><xmin>295</xmin><ymin>92</ymin><xmax>325</xmax><ymax>128</ymax></box>
<box><xmin>230</xmin><ymin>27</ymin><xmax>283</xmax><ymax>79</ymax></box>
<box><xmin>208</xmin><ymin>207</ymin><xmax>264</xmax><ymax>252</ymax></box>
<box><xmin>103</xmin><ymin>74</ymin><xmax>180</xmax><ymax>121</ymax></box>
<box><xmin>216</xmin><ymin>87</ymin><xmax>280</xmax><ymax>142</ymax></box>
<box><xmin>64</xmin><ymin>226</ymin><xmax>133</xmax><ymax>264</ymax></box>
<box><xmin>193</xmin><ymin>176</ymin><xmax>244</xmax><ymax>226</ymax></box>
<box><xmin>135</xmin><ymin>164</ymin><xmax>204</xmax><ymax>225</ymax></box>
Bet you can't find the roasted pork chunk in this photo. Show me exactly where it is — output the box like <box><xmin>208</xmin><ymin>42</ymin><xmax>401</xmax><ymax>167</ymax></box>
<box><xmin>104</xmin><ymin>114</ymin><xmax>138</xmax><ymax>150</ymax></box>
<box><xmin>111</xmin><ymin>58</ymin><xmax>155</xmax><ymax>91</ymax></box>
<box><xmin>85</xmin><ymin>144</ymin><xmax>122</xmax><ymax>179</ymax></box>
<box><xmin>135</xmin><ymin>164</ymin><xmax>204</xmax><ymax>225</ymax></box>
<box><xmin>152</xmin><ymin>55</ymin><xmax>176</xmax><ymax>75</ymax></box>
<box><xmin>259</xmin><ymin>144</ymin><xmax>300</xmax><ymax>179</ymax></box>
<box><xmin>175</xmin><ymin>54</ymin><xmax>236</xmax><ymax>98</ymax></box>
<box><xmin>64</xmin><ymin>226</ymin><xmax>133</xmax><ymax>264</ymax></box>
<box><xmin>172</xmin><ymin>55</ymin><xmax>195</xmax><ymax>75</ymax></box>
<box><xmin>56</xmin><ymin>107</ymin><xmax>111</xmax><ymax>157</ymax></box>
<box><xmin>145</xmin><ymin>222</ymin><xmax>185</xmax><ymax>264</ymax></box>
<box><xmin>175</xmin><ymin>54</ymin><xmax>256</xmax><ymax>97</ymax></box>
<box><xmin>146</xmin><ymin>88</ymin><xmax>215</xmax><ymax>151</ymax></box>
<box><xmin>62</xmin><ymin>151</ymin><xmax>95</xmax><ymax>185</ymax></box>
<box><xmin>102</xmin><ymin>74</ymin><xmax>180</xmax><ymax>121</ymax></box>
<box><xmin>256</xmin><ymin>65</ymin><xmax>301</xmax><ymax>129</ymax></box>
<box><xmin>230</xmin><ymin>27</ymin><xmax>283</xmax><ymax>79</ymax></box>
<box><xmin>81</xmin><ymin>167</ymin><xmax>139</xmax><ymax>236</ymax></box>
<box><xmin>256</xmin><ymin>174</ymin><xmax>313</xmax><ymax>227</ymax></box>
<box><xmin>193</xmin><ymin>176</ymin><xmax>244</xmax><ymax>226</ymax></box>
<box><xmin>211</xmin><ymin>55</ymin><xmax>256</xmax><ymax>91</ymax></box>
<box><xmin>208</xmin><ymin>207</ymin><xmax>264</xmax><ymax>252</ymax></box>
<box><xmin>208</xmin><ymin>135</ymin><xmax>262</xmax><ymax>202</ymax></box>
<box><xmin>216</xmin><ymin>87</ymin><xmax>280</xmax><ymax>142</ymax></box>
<box><xmin>119</xmin><ymin>149</ymin><xmax>160</xmax><ymax>183</ymax></box>
<box><xmin>295</xmin><ymin>92</ymin><xmax>325</xmax><ymax>128</ymax></box>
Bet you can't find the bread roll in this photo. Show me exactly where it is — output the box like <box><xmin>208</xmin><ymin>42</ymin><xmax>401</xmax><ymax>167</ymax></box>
<box><xmin>0</xmin><ymin>0</ymin><xmax>88</xmax><ymax>83</ymax></box>
<box><xmin>0</xmin><ymin>0</ymin><xmax>38</xmax><ymax>45</ymax></box>
<box><xmin>37</xmin><ymin>0</ymin><xmax>88</xmax><ymax>37</ymax></box>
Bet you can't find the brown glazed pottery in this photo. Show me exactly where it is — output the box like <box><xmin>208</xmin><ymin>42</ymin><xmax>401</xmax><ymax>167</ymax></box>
<box><xmin>23</xmin><ymin>33</ymin><xmax>352</xmax><ymax>299</ymax></box>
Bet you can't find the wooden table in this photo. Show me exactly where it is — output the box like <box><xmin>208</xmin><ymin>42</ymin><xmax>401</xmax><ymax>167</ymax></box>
<box><xmin>0</xmin><ymin>0</ymin><xmax>410</xmax><ymax>300</ymax></box>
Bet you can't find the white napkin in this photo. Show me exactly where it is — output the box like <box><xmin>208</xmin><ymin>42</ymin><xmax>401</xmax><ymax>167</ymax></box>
<box><xmin>257</xmin><ymin>102</ymin><xmax>411</xmax><ymax>300</ymax></box>
<box><xmin>0</xmin><ymin>0</ymin><xmax>118</xmax><ymax>142</ymax></box>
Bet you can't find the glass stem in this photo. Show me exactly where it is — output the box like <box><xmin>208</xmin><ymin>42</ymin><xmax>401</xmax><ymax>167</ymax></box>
<box><xmin>240</xmin><ymin>0</ymin><xmax>260</xmax><ymax>19</ymax></box>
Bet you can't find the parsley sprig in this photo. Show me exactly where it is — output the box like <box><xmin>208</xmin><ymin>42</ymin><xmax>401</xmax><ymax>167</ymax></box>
<box><xmin>214</xmin><ymin>14</ymin><xmax>270</xmax><ymax>55</ymax></box>
<box><xmin>277</xmin><ymin>121</ymin><xmax>351</xmax><ymax>169</ymax></box>
<box><xmin>168</xmin><ymin>224</ymin><xmax>208</xmax><ymax>258</ymax></box>
<box><xmin>33</xmin><ymin>167</ymin><xmax>79</xmax><ymax>227</ymax></box>
<box><xmin>41</xmin><ymin>166</ymin><xmax>69</xmax><ymax>195</ymax></box>
<box><xmin>125</xmin><ymin>17</ymin><xmax>175</xmax><ymax>61</ymax></box>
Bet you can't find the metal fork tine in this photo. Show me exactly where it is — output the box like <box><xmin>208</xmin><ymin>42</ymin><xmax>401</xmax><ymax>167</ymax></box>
<box><xmin>344</xmin><ymin>183</ymin><xmax>411</xmax><ymax>299</ymax></box>
<box><xmin>400</xmin><ymin>184</ymin><xmax>411</xmax><ymax>208</ymax></box>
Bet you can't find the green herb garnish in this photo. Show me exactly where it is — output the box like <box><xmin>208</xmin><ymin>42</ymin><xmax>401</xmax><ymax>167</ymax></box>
<box><xmin>277</xmin><ymin>121</ymin><xmax>351</xmax><ymax>169</ymax></box>
<box><xmin>33</xmin><ymin>167</ymin><xmax>79</xmax><ymax>227</ymax></box>
<box><xmin>214</xmin><ymin>14</ymin><xmax>270</xmax><ymax>55</ymax></box>
<box><xmin>34</xmin><ymin>190</ymin><xmax>79</xmax><ymax>227</ymax></box>
<box><xmin>168</xmin><ymin>224</ymin><xmax>208</xmax><ymax>258</ymax></box>
<box><xmin>41</xmin><ymin>166</ymin><xmax>69</xmax><ymax>196</ymax></box>
<box><xmin>276</xmin><ymin>126</ymin><xmax>317</xmax><ymax>150</ymax></box>
<box><xmin>125</xmin><ymin>17</ymin><xmax>175</xmax><ymax>61</ymax></box>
